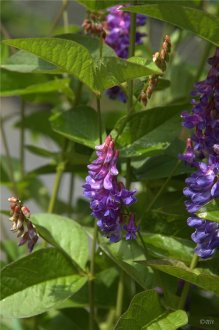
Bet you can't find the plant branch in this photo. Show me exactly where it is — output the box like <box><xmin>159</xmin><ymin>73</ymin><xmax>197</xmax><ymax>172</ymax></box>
<box><xmin>62</xmin><ymin>0</ymin><xmax>69</xmax><ymax>33</ymax></box>
<box><xmin>115</xmin><ymin>271</ymin><xmax>125</xmax><ymax>320</ymax></box>
<box><xmin>20</xmin><ymin>99</ymin><xmax>25</xmax><ymax>178</ymax></box>
<box><xmin>47</xmin><ymin>160</ymin><xmax>66</xmax><ymax>213</ymax></box>
<box><xmin>178</xmin><ymin>254</ymin><xmax>199</xmax><ymax>309</ymax></box>
<box><xmin>89</xmin><ymin>92</ymin><xmax>103</xmax><ymax>329</ymax></box>
<box><xmin>49</xmin><ymin>0</ymin><xmax>69</xmax><ymax>35</ymax></box>
<box><xmin>146</xmin><ymin>160</ymin><xmax>181</xmax><ymax>213</ymax></box>
<box><xmin>0</xmin><ymin>118</ymin><xmax>18</xmax><ymax>196</ymax></box>
<box><xmin>195</xmin><ymin>43</ymin><xmax>213</xmax><ymax>82</ymax></box>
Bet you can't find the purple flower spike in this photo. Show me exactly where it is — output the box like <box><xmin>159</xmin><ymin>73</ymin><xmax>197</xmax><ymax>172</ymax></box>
<box><xmin>180</xmin><ymin>48</ymin><xmax>219</xmax><ymax>259</ymax></box>
<box><xmin>83</xmin><ymin>135</ymin><xmax>137</xmax><ymax>242</ymax></box>
<box><xmin>124</xmin><ymin>214</ymin><xmax>139</xmax><ymax>240</ymax></box>
<box><xmin>105</xmin><ymin>4</ymin><xmax>146</xmax><ymax>102</ymax></box>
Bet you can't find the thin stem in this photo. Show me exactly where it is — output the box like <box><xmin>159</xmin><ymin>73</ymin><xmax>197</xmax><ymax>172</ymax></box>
<box><xmin>115</xmin><ymin>10</ymin><xmax>137</xmax><ymax>326</ymax></box>
<box><xmin>178</xmin><ymin>254</ymin><xmax>199</xmax><ymax>309</ymax></box>
<box><xmin>127</xmin><ymin>11</ymin><xmax>136</xmax><ymax>114</ymax></box>
<box><xmin>96</xmin><ymin>97</ymin><xmax>103</xmax><ymax>144</ymax></box>
<box><xmin>125</xmin><ymin>10</ymin><xmax>137</xmax><ymax>190</ymax></box>
<box><xmin>67</xmin><ymin>173</ymin><xmax>74</xmax><ymax>216</ymax></box>
<box><xmin>62</xmin><ymin>0</ymin><xmax>69</xmax><ymax>33</ymax></box>
<box><xmin>48</xmin><ymin>0</ymin><xmax>70</xmax><ymax>215</ymax></box>
<box><xmin>0</xmin><ymin>118</ymin><xmax>18</xmax><ymax>195</ymax></box>
<box><xmin>0</xmin><ymin>22</ymin><xmax>16</xmax><ymax>54</ymax></box>
<box><xmin>89</xmin><ymin>222</ymin><xmax>98</xmax><ymax>330</ymax></box>
<box><xmin>47</xmin><ymin>161</ymin><xmax>66</xmax><ymax>213</ymax></box>
<box><xmin>115</xmin><ymin>271</ymin><xmax>125</xmax><ymax>320</ymax></box>
<box><xmin>67</xmin><ymin>81</ymin><xmax>83</xmax><ymax>216</ymax></box>
<box><xmin>49</xmin><ymin>0</ymin><xmax>69</xmax><ymax>35</ymax></box>
<box><xmin>89</xmin><ymin>93</ymin><xmax>103</xmax><ymax>330</ymax></box>
<box><xmin>195</xmin><ymin>43</ymin><xmax>213</xmax><ymax>82</ymax></box>
<box><xmin>146</xmin><ymin>160</ymin><xmax>181</xmax><ymax>213</ymax></box>
<box><xmin>20</xmin><ymin>99</ymin><xmax>25</xmax><ymax>178</ymax></box>
<box><xmin>99</xmin><ymin>36</ymin><xmax>103</xmax><ymax>59</ymax></box>
<box><xmin>138</xmin><ymin>232</ymin><xmax>148</xmax><ymax>259</ymax></box>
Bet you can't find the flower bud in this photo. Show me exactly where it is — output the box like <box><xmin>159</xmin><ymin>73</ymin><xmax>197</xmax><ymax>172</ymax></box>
<box><xmin>21</xmin><ymin>206</ymin><xmax>31</xmax><ymax>218</ymax></box>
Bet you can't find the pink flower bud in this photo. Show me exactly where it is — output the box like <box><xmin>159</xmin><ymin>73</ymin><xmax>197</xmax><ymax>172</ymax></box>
<box><xmin>21</xmin><ymin>206</ymin><xmax>31</xmax><ymax>218</ymax></box>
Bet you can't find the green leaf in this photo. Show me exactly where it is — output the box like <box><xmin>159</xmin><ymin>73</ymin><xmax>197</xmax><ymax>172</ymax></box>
<box><xmin>119</xmin><ymin>115</ymin><xmax>181</xmax><ymax>158</ymax></box>
<box><xmin>115</xmin><ymin>290</ymin><xmax>164</xmax><ymax>330</ymax></box>
<box><xmin>3</xmin><ymin>38</ymin><xmax>94</xmax><ymax>89</ymax></box>
<box><xmin>124</xmin><ymin>4</ymin><xmax>219</xmax><ymax>46</ymax></box>
<box><xmin>143</xmin><ymin>310</ymin><xmax>188</xmax><ymax>330</ymax></box>
<box><xmin>0</xmin><ymin>248</ymin><xmax>87</xmax><ymax>318</ymax></box>
<box><xmin>196</xmin><ymin>199</ymin><xmax>219</xmax><ymax>222</ymax></box>
<box><xmin>40</xmin><ymin>308</ymin><xmax>99</xmax><ymax>330</ymax></box>
<box><xmin>134</xmin><ymin>139</ymin><xmax>193</xmax><ymax>180</ymax></box>
<box><xmin>0</xmin><ymin>70</ymin><xmax>72</xmax><ymax>97</ymax></box>
<box><xmin>145</xmin><ymin>259</ymin><xmax>219</xmax><ymax>294</ymax></box>
<box><xmin>113</xmin><ymin>103</ymin><xmax>190</xmax><ymax>147</ymax></box>
<box><xmin>15</xmin><ymin>109</ymin><xmax>62</xmax><ymax>145</ymax></box>
<box><xmin>25</xmin><ymin>145</ymin><xmax>57</xmax><ymax>159</ymax></box>
<box><xmin>98</xmin><ymin>236</ymin><xmax>155</xmax><ymax>289</ymax></box>
<box><xmin>57</xmin><ymin>32</ymin><xmax>116</xmax><ymax>59</ymax></box>
<box><xmin>31</xmin><ymin>213</ymin><xmax>89</xmax><ymax>270</ymax></box>
<box><xmin>142</xmin><ymin>233</ymin><xmax>194</xmax><ymax>264</ymax></box>
<box><xmin>50</xmin><ymin>106</ymin><xmax>100</xmax><ymax>148</ymax></box>
<box><xmin>94</xmin><ymin>57</ymin><xmax>161</xmax><ymax>92</ymax></box>
<box><xmin>1</xmin><ymin>50</ymin><xmax>61</xmax><ymax>74</ymax></box>
<box><xmin>57</xmin><ymin>267</ymin><xmax>119</xmax><ymax>309</ymax></box>
<box><xmin>3</xmin><ymin>38</ymin><xmax>161</xmax><ymax>94</ymax></box>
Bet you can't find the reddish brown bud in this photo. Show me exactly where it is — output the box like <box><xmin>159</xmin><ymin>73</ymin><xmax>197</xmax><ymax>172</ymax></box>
<box><xmin>140</xmin><ymin>91</ymin><xmax>148</xmax><ymax>106</ymax></box>
<box><xmin>8</xmin><ymin>197</ymin><xmax>18</xmax><ymax>203</ymax></box>
<box><xmin>21</xmin><ymin>206</ymin><xmax>31</xmax><ymax>218</ymax></box>
<box><xmin>17</xmin><ymin>227</ymin><xmax>24</xmax><ymax>238</ymax></box>
<box><xmin>17</xmin><ymin>216</ymin><xmax>24</xmax><ymax>229</ymax></box>
<box><xmin>153</xmin><ymin>52</ymin><xmax>160</xmax><ymax>63</ymax></box>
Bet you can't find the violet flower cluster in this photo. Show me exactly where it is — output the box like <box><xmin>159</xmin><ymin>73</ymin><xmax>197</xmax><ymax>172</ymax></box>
<box><xmin>105</xmin><ymin>5</ymin><xmax>146</xmax><ymax>102</ymax></box>
<box><xmin>180</xmin><ymin>48</ymin><xmax>219</xmax><ymax>258</ymax></box>
<box><xmin>83</xmin><ymin>135</ymin><xmax>138</xmax><ymax>243</ymax></box>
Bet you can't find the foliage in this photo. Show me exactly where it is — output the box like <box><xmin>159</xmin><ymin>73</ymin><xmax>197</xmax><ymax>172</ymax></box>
<box><xmin>1</xmin><ymin>1</ymin><xmax>219</xmax><ymax>330</ymax></box>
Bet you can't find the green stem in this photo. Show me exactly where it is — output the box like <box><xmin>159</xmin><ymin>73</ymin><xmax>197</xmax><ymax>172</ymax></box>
<box><xmin>146</xmin><ymin>160</ymin><xmax>181</xmax><ymax>213</ymax></box>
<box><xmin>115</xmin><ymin>10</ymin><xmax>137</xmax><ymax>326</ymax></box>
<box><xmin>67</xmin><ymin>81</ymin><xmax>83</xmax><ymax>216</ymax></box>
<box><xmin>125</xmin><ymin>10</ymin><xmax>137</xmax><ymax>191</ymax></box>
<box><xmin>138</xmin><ymin>232</ymin><xmax>148</xmax><ymax>259</ymax></box>
<box><xmin>96</xmin><ymin>97</ymin><xmax>103</xmax><ymax>144</ymax></box>
<box><xmin>62</xmin><ymin>0</ymin><xmax>69</xmax><ymax>33</ymax></box>
<box><xmin>115</xmin><ymin>271</ymin><xmax>125</xmax><ymax>320</ymax></box>
<box><xmin>127</xmin><ymin>11</ymin><xmax>136</xmax><ymax>114</ymax></box>
<box><xmin>89</xmin><ymin>95</ymin><xmax>103</xmax><ymax>330</ymax></box>
<box><xmin>49</xmin><ymin>0</ymin><xmax>69</xmax><ymax>34</ymax></box>
<box><xmin>0</xmin><ymin>117</ymin><xmax>18</xmax><ymax>196</ymax></box>
<box><xmin>67</xmin><ymin>173</ymin><xmax>74</xmax><ymax>216</ymax></box>
<box><xmin>195</xmin><ymin>43</ymin><xmax>213</xmax><ymax>82</ymax></box>
<box><xmin>20</xmin><ymin>99</ymin><xmax>25</xmax><ymax>178</ymax></box>
<box><xmin>99</xmin><ymin>36</ymin><xmax>103</xmax><ymax>59</ymax></box>
<box><xmin>178</xmin><ymin>254</ymin><xmax>199</xmax><ymax>309</ymax></box>
<box><xmin>47</xmin><ymin>161</ymin><xmax>66</xmax><ymax>213</ymax></box>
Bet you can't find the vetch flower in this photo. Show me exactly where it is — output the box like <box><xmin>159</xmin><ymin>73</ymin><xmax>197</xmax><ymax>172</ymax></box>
<box><xmin>124</xmin><ymin>214</ymin><xmax>139</xmax><ymax>240</ymax></box>
<box><xmin>83</xmin><ymin>135</ymin><xmax>137</xmax><ymax>242</ymax></box>
<box><xmin>181</xmin><ymin>48</ymin><xmax>219</xmax><ymax>160</ymax></box>
<box><xmin>105</xmin><ymin>5</ymin><xmax>146</xmax><ymax>102</ymax></box>
<box><xmin>180</xmin><ymin>48</ymin><xmax>219</xmax><ymax>259</ymax></box>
